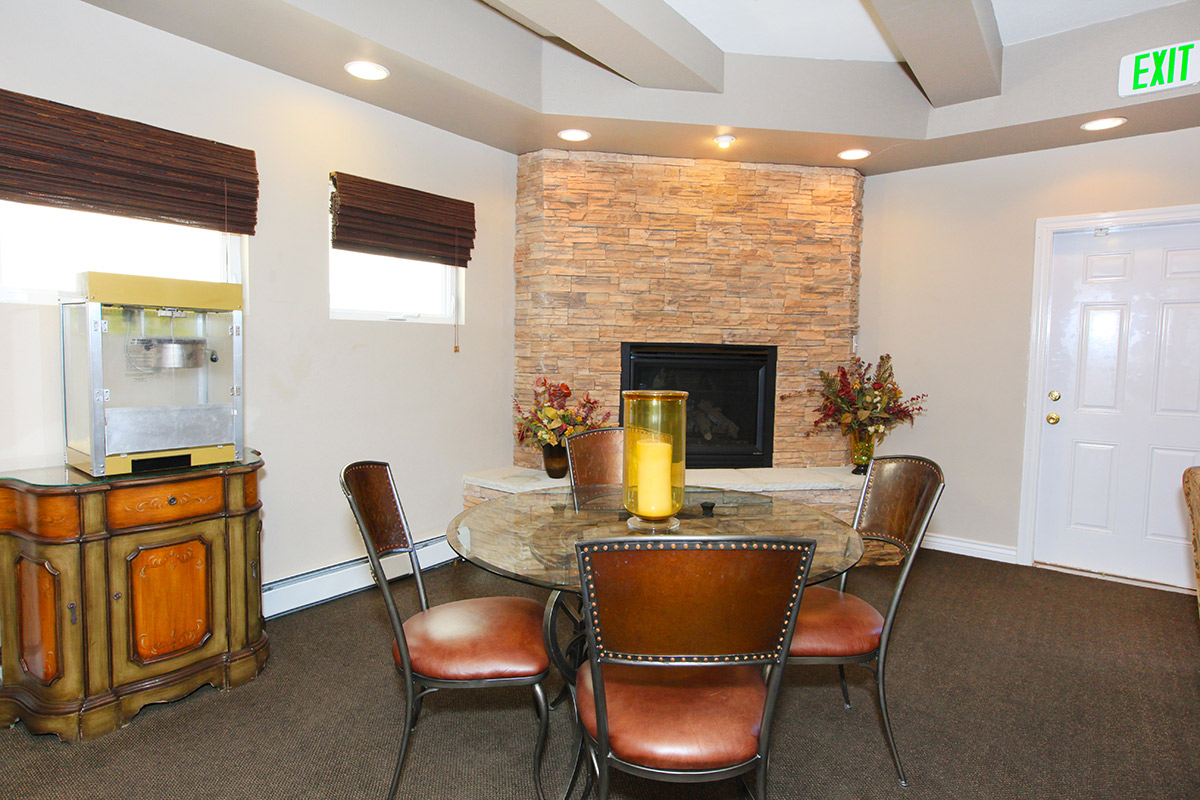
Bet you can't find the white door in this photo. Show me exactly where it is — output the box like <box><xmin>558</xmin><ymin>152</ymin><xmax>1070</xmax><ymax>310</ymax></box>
<box><xmin>1033</xmin><ymin>221</ymin><xmax>1200</xmax><ymax>588</ymax></box>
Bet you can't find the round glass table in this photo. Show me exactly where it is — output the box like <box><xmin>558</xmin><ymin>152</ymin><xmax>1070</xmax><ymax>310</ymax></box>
<box><xmin>446</xmin><ymin>485</ymin><xmax>863</xmax><ymax>592</ymax></box>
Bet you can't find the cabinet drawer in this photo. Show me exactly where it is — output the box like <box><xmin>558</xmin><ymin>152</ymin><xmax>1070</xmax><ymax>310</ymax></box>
<box><xmin>106</xmin><ymin>477</ymin><xmax>224</xmax><ymax>529</ymax></box>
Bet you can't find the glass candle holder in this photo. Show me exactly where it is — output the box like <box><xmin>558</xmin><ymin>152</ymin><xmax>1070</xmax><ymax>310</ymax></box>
<box><xmin>622</xmin><ymin>390</ymin><xmax>687</xmax><ymax>531</ymax></box>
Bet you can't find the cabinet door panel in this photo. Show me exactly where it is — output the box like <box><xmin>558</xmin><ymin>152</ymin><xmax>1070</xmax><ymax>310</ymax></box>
<box><xmin>109</xmin><ymin>519</ymin><xmax>227</xmax><ymax>686</ymax></box>
<box><xmin>3</xmin><ymin>542</ymin><xmax>85</xmax><ymax>703</ymax></box>
<box><xmin>245</xmin><ymin>512</ymin><xmax>264</xmax><ymax>646</ymax></box>
<box><xmin>128</xmin><ymin>539</ymin><xmax>211</xmax><ymax>661</ymax></box>
<box><xmin>17</xmin><ymin>556</ymin><xmax>60</xmax><ymax>683</ymax></box>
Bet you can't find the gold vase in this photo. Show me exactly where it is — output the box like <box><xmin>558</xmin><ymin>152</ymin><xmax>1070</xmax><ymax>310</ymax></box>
<box><xmin>622</xmin><ymin>390</ymin><xmax>687</xmax><ymax>531</ymax></box>
<box><xmin>848</xmin><ymin>428</ymin><xmax>875</xmax><ymax>475</ymax></box>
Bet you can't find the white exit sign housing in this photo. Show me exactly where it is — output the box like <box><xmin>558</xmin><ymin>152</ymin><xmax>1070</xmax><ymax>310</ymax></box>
<box><xmin>1119</xmin><ymin>41</ymin><xmax>1198</xmax><ymax>97</ymax></box>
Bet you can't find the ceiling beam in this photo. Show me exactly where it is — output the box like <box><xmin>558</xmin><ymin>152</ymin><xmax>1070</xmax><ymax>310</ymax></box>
<box><xmin>481</xmin><ymin>0</ymin><xmax>724</xmax><ymax>92</ymax></box>
<box><xmin>868</xmin><ymin>0</ymin><xmax>1002</xmax><ymax>107</ymax></box>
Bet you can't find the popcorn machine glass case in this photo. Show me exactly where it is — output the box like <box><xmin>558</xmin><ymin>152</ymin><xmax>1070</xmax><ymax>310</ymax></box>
<box><xmin>61</xmin><ymin>272</ymin><xmax>244</xmax><ymax>476</ymax></box>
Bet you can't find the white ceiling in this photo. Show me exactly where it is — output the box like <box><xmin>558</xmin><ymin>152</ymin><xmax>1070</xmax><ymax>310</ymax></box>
<box><xmin>77</xmin><ymin>0</ymin><xmax>1200</xmax><ymax>175</ymax></box>
<box><xmin>662</xmin><ymin>0</ymin><xmax>1187</xmax><ymax>59</ymax></box>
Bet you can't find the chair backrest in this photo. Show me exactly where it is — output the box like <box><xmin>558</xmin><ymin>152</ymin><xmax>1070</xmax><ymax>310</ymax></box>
<box><xmin>1184</xmin><ymin>467</ymin><xmax>1200</xmax><ymax>622</ymax></box>
<box><xmin>566</xmin><ymin>427</ymin><xmax>624</xmax><ymax>488</ymax></box>
<box><xmin>854</xmin><ymin>455</ymin><xmax>946</xmax><ymax>560</ymax></box>
<box><xmin>576</xmin><ymin>536</ymin><xmax>815</xmax><ymax>665</ymax></box>
<box><xmin>340</xmin><ymin>461</ymin><xmax>430</xmax><ymax>617</ymax></box>
<box><xmin>575</xmin><ymin>535</ymin><xmax>815</xmax><ymax>769</ymax></box>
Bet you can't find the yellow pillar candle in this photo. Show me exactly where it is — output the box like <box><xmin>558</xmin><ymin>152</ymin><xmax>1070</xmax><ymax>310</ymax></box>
<box><xmin>635</xmin><ymin>439</ymin><xmax>674</xmax><ymax>518</ymax></box>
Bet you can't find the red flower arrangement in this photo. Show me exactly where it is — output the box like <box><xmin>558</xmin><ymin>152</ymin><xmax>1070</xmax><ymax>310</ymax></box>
<box><xmin>513</xmin><ymin>377</ymin><xmax>612</xmax><ymax>448</ymax></box>
<box><xmin>812</xmin><ymin>354</ymin><xmax>926</xmax><ymax>438</ymax></box>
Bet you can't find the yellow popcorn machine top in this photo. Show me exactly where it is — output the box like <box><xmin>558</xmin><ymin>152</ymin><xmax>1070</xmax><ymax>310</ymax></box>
<box><xmin>60</xmin><ymin>272</ymin><xmax>244</xmax><ymax>477</ymax></box>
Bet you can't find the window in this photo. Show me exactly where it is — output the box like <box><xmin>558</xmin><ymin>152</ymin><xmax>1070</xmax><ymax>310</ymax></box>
<box><xmin>329</xmin><ymin>245</ymin><xmax>462</xmax><ymax>323</ymax></box>
<box><xmin>326</xmin><ymin>173</ymin><xmax>473</xmax><ymax>324</ymax></box>
<box><xmin>0</xmin><ymin>200</ymin><xmax>243</xmax><ymax>305</ymax></box>
<box><xmin>0</xmin><ymin>88</ymin><xmax>256</xmax><ymax>303</ymax></box>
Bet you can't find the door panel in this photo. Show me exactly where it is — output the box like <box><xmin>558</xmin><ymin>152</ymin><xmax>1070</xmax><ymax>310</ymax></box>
<box><xmin>1078</xmin><ymin>304</ymin><xmax>1127</xmax><ymax>410</ymax></box>
<box><xmin>1156</xmin><ymin>302</ymin><xmax>1200</xmax><ymax>414</ymax></box>
<box><xmin>109</xmin><ymin>519</ymin><xmax>227</xmax><ymax>685</ymax></box>
<box><xmin>1034</xmin><ymin>220</ymin><xmax>1200</xmax><ymax>587</ymax></box>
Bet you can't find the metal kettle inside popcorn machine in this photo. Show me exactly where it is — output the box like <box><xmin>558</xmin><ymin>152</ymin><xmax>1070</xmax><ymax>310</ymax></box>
<box><xmin>60</xmin><ymin>272</ymin><xmax>244</xmax><ymax>476</ymax></box>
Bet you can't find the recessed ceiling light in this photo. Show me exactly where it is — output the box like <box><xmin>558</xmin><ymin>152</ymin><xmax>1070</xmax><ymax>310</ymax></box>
<box><xmin>713</xmin><ymin>134</ymin><xmax>737</xmax><ymax>149</ymax></box>
<box><xmin>344</xmin><ymin>61</ymin><xmax>389</xmax><ymax>81</ymax></box>
<box><xmin>557</xmin><ymin>129</ymin><xmax>592</xmax><ymax>142</ymax></box>
<box><xmin>837</xmin><ymin>148</ymin><xmax>872</xmax><ymax>161</ymax></box>
<box><xmin>1080</xmin><ymin>117</ymin><xmax>1127</xmax><ymax>132</ymax></box>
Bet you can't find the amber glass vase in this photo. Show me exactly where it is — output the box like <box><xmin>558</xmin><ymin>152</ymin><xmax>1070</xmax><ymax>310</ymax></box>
<box><xmin>622</xmin><ymin>390</ymin><xmax>687</xmax><ymax>530</ymax></box>
<box><xmin>848</xmin><ymin>428</ymin><xmax>875</xmax><ymax>475</ymax></box>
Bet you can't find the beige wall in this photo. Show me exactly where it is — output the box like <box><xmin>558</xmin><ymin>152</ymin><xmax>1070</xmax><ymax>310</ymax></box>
<box><xmin>0</xmin><ymin>0</ymin><xmax>517</xmax><ymax>583</ymax></box>
<box><xmin>859</xmin><ymin>126</ymin><xmax>1200</xmax><ymax>552</ymax></box>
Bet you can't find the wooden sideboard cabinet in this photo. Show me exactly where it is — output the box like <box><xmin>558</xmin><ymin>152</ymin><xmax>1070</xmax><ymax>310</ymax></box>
<box><xmin>0</xmin><ymin>455</ymin><xmax>268</xmax><ymax>741</ymax></box>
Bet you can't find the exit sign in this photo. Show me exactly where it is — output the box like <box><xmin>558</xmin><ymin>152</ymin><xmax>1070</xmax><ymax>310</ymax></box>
<box><xmin>1119</xmin><ymin>40</ymin><xmax>1198</xmax><ymax>96</ymax></box>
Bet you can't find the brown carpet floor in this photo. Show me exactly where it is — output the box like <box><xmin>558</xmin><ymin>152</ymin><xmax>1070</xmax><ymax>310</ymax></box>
<box><xmin>3</xmin><ymin>550</ymin><xmax>1199</xmax><ymax>800</ymax></box>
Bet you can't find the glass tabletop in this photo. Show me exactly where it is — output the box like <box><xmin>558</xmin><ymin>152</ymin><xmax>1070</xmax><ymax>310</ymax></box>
<box><xmin>445</xmin><ymin>485</ymin><xmax>863</xmax><ymax>592</ymax></box>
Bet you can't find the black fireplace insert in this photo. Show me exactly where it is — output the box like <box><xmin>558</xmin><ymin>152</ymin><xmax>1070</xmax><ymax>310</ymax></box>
<box><xmin>620</xmin><ymin>342</ymin><xmax>776</xmax><ymax>468</ymax></box>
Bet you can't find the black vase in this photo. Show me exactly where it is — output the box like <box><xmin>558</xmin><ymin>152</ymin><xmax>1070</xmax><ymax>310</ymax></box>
<box><xmin>542</xmin><ymin>443</ymin><xmax>568</xmax><ymax>478</ymax></box>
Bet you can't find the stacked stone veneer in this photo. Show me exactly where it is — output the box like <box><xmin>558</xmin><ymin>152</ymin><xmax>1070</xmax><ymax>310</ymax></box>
<box><xmin>513</xmin><ymin>149</ymin><xmax>864</xmax><ymax>469</ymax></box>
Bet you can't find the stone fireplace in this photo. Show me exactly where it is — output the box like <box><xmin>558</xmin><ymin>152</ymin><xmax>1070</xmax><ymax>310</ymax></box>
<box><xmin>513</xmin><ymin>150</ymin><xmax>863</xmax><ymax>469</ymax></box>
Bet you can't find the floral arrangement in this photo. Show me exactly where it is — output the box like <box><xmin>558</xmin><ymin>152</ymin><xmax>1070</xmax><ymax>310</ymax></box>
<box><xmin>513</xmin><ymin>377</ymin><xmax>612</xmax><ymax>449</ymax></box>
<box><xmin>812</xmin><ymin>354</ymin><xmax>926</xmax><ymax>439</ymax></box>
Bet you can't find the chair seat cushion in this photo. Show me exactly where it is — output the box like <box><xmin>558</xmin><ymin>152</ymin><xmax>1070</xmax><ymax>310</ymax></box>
<box><xmin>397</xmin><ymin>596</ymin><xmax>549</xmax><ymax>681</ymax></box>
<box><xmin>788</xmin><ymin>585</ymin><xmax>884</xmax><ymax>658</ymax></box>
<box><xmin>576</xmin><ymin>663</ymin><xmax>766</xmax><ymax>771</ymax></box>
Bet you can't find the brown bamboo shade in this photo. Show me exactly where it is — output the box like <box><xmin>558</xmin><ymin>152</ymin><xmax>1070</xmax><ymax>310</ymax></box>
<box><xmin>0</xmin><ymin>88</ymin><xmax>258</xmax><ymax>235</ymax></box>
<box><xmin>330</xmin><ymin>172</ymin><xmax>475</xmax><ymax>267</ymax></box>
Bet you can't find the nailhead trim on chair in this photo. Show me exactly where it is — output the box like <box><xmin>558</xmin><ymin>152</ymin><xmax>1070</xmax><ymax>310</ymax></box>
<box><xmin>579</xmin><ymin>539</ymin><xmax>811</xmax><ymax>664</ymax></box>
<box><xmin>859</xmin><ymin>456</ymin><xmax>945</xmax><ymax>554</ymax></box>
<box><xmin>344</xmin><ymin>462</ymin><xmax>412</xmax><ymax>553</ymax></box>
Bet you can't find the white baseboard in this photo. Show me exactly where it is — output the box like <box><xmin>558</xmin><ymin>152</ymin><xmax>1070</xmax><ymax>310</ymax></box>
<box><xmin>921</xmin><ymin>532</ymin><xmax>1018</xmax><ymax>564</ymax></box>
<box><xmin>261</xmin><ymin>536</ymin><xmax>458</xmax><ymax>619</ymax></box>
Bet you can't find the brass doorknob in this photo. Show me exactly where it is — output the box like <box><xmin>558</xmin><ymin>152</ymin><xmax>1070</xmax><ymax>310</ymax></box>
<box><xmin>1046</xmin><ymin>413</ymin><xmax>1060</xmax><ymax>425</ymax></box>
<box><xmin>1048</xmin><ymin>391</ymin><xmax>1061</xmax><ymax>402</ymax></box>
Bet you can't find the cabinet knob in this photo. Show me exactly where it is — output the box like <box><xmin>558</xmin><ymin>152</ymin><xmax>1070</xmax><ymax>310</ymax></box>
<box><xmin>167</xmin><ymin>496</ymin><xmax>178</xmax><ymax>506</ymax></box>
<box><xmin>113</xmin><ymin>591</ymin><xmax>122</xmax><ymax>601</ymax></box>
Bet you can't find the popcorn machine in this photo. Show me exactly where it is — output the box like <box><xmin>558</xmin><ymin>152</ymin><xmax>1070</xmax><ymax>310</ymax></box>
<box><xmin>60</xmin><ymin>272</ymin><xmax>244</xmax><ymax>476</ymax></box>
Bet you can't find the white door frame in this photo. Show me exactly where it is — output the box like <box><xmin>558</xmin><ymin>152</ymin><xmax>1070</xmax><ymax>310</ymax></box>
<box><xmin>1017</xmin><ymin>203</ymin><xmax>1200</xmax><ymax>568</ymax></box>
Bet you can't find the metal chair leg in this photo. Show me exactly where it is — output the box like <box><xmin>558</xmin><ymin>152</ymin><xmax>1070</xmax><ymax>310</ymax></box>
<box><xmin>387</xmin><ymin>695</ymin><xmax>417</xmax><ymax>800</ymax></box>
<box><xmin>411</xmin><ymin>685</ymin><xmax>428</xmax><ymax>732</ymax></box>
<box><xmin>876</xmin><ymin>659</ymin><xmax>908</xmax><ymax>788</ymax></box>
<box><xmin>838</xmin><ymin>665</ymin><xmax>851</xmax><ymax>709</ymax></box>
<box><xmin>562</xmin><ymin>712</ymin><xmax>586</xmax><ymax>800</ymax></box>
<box><xmin>594</xmin><ymin>758</ymin><xmax>610</xmax><ymax>800</ymax></box>
<box><xmin>532</xmin><ymin>682</ymin><xmax>550</xmax><ymax>800</ymax></box>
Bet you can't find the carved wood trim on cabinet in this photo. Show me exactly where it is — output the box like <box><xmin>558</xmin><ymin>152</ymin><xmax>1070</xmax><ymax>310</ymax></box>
<box><xmin>0</xmin><ymin>456</ymin><xmax>266</xmax><ymax>741</ymax></box>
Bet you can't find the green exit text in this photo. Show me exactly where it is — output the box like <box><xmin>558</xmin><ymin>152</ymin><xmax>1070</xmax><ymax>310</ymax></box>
<box><xmin>1119</xmin><ymin>41</ymin><xmax>1199</xmax><ymax>97</ymax></box>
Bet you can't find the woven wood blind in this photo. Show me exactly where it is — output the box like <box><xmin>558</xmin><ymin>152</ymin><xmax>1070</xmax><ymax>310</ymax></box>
<box><xmin>0</xmin><ymin>88</ymin><xmax>258</xmax><ymax>235</ymax></box>
<box><xmin>330</xmin><ymin>172</ymin><xmax>475</xmax><ymax>267</ymax></box>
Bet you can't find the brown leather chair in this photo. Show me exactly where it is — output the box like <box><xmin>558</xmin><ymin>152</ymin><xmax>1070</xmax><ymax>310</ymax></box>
<box><xmin>1185</xmin><ymin>467</ymin><xmax>1200</xmax><ymax>622</ymax></box>
<box><xmin>565</xmin><ymin>427</ymin><xmax>623</xmax><ymax>508</ymax></box>
<box><xmin>571</xmin><ymin>534</ymin><xmax>816</xmax><ymax>800</ymax></box>
<box><xmin>787</xmin><ymin>454</ymin><xmax>944</xmax><ymax>788</ymax></box>
<box><xmin>340</xmin><ymin>461</ymin><xmax>550</xmax><ymax>800</ymax></box>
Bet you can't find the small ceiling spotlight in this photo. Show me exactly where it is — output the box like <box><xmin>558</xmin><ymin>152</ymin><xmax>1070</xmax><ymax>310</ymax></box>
<box><xmin>837</xmin><ymin>148</ymin><xmax>872</xmax><ymax>161</ymax></box>
<box><xmin>713</xmin><ymin>134</ymin><xmax>737</xmax><ymax>149</ymax></box>
<box><xmin>1080</xmin><ymin>117</ymin><xmax>1127</xmax><ymax>132</ymax></box>
<box><xmin>344</xmin><ymin>61</ymin><xmax>390</xmax><ymax>81</ymax></box>
<box><xmin>557</xmin><ymin>129</ymin><xmax>592</xmax><ymax>142</ymax></box>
